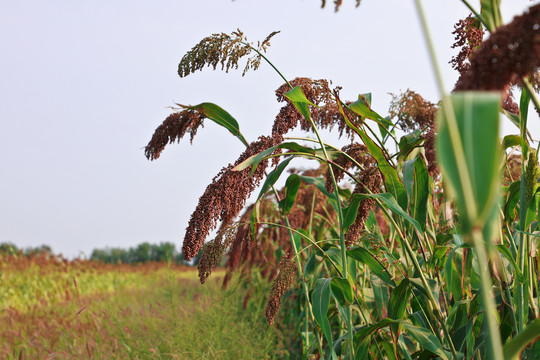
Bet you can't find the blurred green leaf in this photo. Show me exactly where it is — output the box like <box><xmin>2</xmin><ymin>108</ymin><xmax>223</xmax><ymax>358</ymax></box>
<box><xmin>436</xmin><ymin>92</ymin><xmax>502</xmax><ymax>232</ymax></box>
<box><xmin>502</xmin><ymin>135</ymin><xmax>521</xmax><ymax>151</ymax></box>
<box><xmin>348</xmin><ymin>246</ymin><xmax>395</xmax><ymax>287</ymax></box>
<box><xmin>389</xmin><ymin>278</ymin><xmax>412</xmax><ymax>338</ymax></box>
<box><xmin>480</xmin><ymin>0</ymin><xmax>502</xmax><ymax>30</ymax></box>
<box><xmin>312</xmin><ymin>278</ymin><xmax>336</xmax><ymax>359</ymax></box>
<box><xmin>279</xmin><ymin>174</ymin><xmax>302</xmax><ymax>214</ymax></box>
<box><xmin>503</xmin><ymin>319</ymin><xmax>540</xmax><ymax>360</ymax></box>
<box><xmin>330</xmin><ymin>277</ymin><xmax>354</xmax><ymax>306</ymax></box>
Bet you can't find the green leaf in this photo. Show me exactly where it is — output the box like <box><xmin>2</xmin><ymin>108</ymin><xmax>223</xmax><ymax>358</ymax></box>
<box><xmin>436</xmin><ymin>92</ymin><xmax>502</xmax><ymax>232</ymax></box>
<box><xmin>285</xmin><ymin>86</ymin><xmax>313</xmax><ymax>120</ymax></box>
<box><xmin>256</xmin><ymin>157</ymin><xmax>293</xmax><ymax>201</ymax></box>
<box><xmin>189</xmin><ymin>102</ymin><xmax>248</xmax><ymax>146</ymax></box>
<box><xmin>298</xmin><ymin>176</ymin><xmax>338</xmax><ymax>203</ymax></box>
<box><xmin>348</xmin><ymin>94</ymin><xmax>393</xmax><ymax>128</ymax></box>
<box><xmin>330</xmin><ymin>277</ymin><xmax>354</xmax><ymax>306</ymax></box>
<box><xmin>372</xmin><ymin>275</ymin><xmax>389</xmax><ymax>320</ymax></box>
<box><xmin>502</xmin><ymin>135</ymin><xmax>521</xmax><ymax>151</ymax></box>
<box><xmin>398</xmin><ymin>130</ymin><xmax>423</xmax><ymax>162</ymax></box>
<box><xmin>399</xmin><ymin>322</ymin><xmax>450</xmax><ymax>360</ymax></box>
<box><xmin>504</xmin><ymin>180</ymin><xmax>521</xmax><ymax>222</ymax></box>
<box><xmin>480</xmin><ymin>0</ymin><xmax>502</xmax><ymax>30</ymax></box>
<box><xmin>303</xmin><ymin>254</ymin><xmax>318</xmax><ymax>279</ymax></box>
<box><xmin>411</xmin><ymin>157</ymin><xmax>429</xmax><ymax>231</ymax></box>
<box><xmin>350</xmin><ymin>192</ymin><xmax>423</xmax><ymax>234</ymax></box>
<box><xmin>342</xmin><ymin>195</ymin><xmax>363</xmax><ymax>233</ymax></box>
<box><xmin>347</xmin><ymin>246</ymin><xmax>395</xmax><ymax>287</ymax></box>
<box><xmin>388</xmin><ymin>279</ymin><xmax>412</xmax><ymax>337</ymax></box>
<box><xmin>233</xmin><ymin>142</ymin><xmax>315</xmax><ymax>172</ymax></box>
<box><xmin>279</xmin><ymin>174</ymin><xmax>302</xmax><ymax>214</ymax></box>
<box><xmin>496</xmin><ymin>244</ymin><xmax>524</xmax><ymax>282</ymax></box>
<box><xmin>312</xmin><ymin>278</ymin><xmax>337</xmax><ymax>359</ymax></box>
<box><xmin>354</xmin><ymin>128</ymin><xmax>408</xmax><ymax>210</ymax></box>
<box><xmin>503</xmin><ymin>319</ymin><xmax>540</xmax><ymax>360</ymax></box>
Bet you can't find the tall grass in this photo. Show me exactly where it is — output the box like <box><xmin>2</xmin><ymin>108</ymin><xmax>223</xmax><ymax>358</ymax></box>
<box><xmin>1</xmin><ymin>255</ymin><xmax>281</xmax><ymax>359</ymax></box>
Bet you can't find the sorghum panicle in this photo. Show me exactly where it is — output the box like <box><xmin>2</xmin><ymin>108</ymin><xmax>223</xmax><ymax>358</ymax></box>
<box><xmin>177</xmin><ymin>30</ymin><xmax>280</xmax><ymax>78</ymax></box>
<box><xmin>450</xmin><ymin>15</ymin><xmax>485</xmax><ymax>74</ymax></box>
<box><xmin>265</xmin><ymin>255</ymin><xmax>297</xmax><ymax>325</ymax></box>
<box><xmin>145</xmin><ymin>110</ymin><xmax>205</xmax><ymax>160</ymax></box>
<box><xmin>198</xmin><ymin>224</ymin><xmax>238</xmax><ymax>284</ymax></box>
<box><xmin>325</xmin><ymin>143</ymin><xmax>371</xmax><ymax>193</ymax></box>
<box><xmin>345</xmin><ymin>166</ymin><xmax>383</xmax><ymax>246</ymax></box>
<box><xmin>183</xmin><ymin>135</ymin><xmax>283</xmax><ymax>260</ymax></box>
<box><xmin>272</xmin><ymin>78</ymin><xmax>355</xmax><ymax>139</ymax></box>
<box><xmin>454</xmin><ymin>4</ymin><xmax>540</xmax><ymax>92</ymax></box>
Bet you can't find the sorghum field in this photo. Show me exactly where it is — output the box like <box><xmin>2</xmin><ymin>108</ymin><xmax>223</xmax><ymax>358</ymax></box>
<box><xmin>3</xmin><ymin>1</ymin><xmax>540</xmax><ymax>359</ymax></box>
<box><xmin>0</xmin><ymin>253</ymin><xmax>282</xmax><ymax>359</ymax></box>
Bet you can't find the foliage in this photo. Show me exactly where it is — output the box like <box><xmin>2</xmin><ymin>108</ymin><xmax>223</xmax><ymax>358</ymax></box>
<box><xmin>147</xmin><ymin>1</ymin><xmax>540</xmax><ymax>359</ymax></box>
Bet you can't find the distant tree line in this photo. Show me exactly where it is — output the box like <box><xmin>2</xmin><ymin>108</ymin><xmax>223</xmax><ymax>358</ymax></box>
<box><xmin>89</xmin><ymin>242</ymin><xmax>187</xmax><ymax>264</ymax></box>
<box><xmin>0</xmin><ymin>242</ymin><xmax>53</xmax><ymax>256</ymax></box>
<box><xmin>0</xmin><ymin>241</ymin><xmax>202</xmax><ymax>265</ymax></box>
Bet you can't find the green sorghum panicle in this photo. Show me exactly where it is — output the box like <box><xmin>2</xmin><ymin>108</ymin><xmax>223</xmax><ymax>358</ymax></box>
<box><xmin>525</xmin><ymin>150</ymin><xmax>540</xmax><ymax>204</ymax></box>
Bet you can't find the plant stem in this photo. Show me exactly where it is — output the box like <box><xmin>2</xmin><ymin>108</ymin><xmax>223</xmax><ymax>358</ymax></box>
<box><xmin>470</xmin><ymin>228</ymin><xmax>504</xmax><ymax>360</ymax></box>
<box><xmin>521</xmin><ymin>79</ymin><xmax>540</xmax><ymax>116</ymax></box>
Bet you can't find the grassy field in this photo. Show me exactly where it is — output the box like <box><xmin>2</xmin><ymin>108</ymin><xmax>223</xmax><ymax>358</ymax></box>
<box><xmin>0</xmin><ymin>254</ymin><xmax>284</xmax><ymax>359</ymax></box>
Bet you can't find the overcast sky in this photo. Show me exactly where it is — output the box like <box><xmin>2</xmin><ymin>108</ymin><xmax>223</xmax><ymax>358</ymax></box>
<box><xmin>1</xmin><ymin>0</ymin><xmax>537</xmax><ymax>258</ymax></box>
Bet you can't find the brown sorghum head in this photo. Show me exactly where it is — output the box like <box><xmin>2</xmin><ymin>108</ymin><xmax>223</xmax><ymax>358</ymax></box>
<box><xmin>503</xmin><ymin>153</ymin><xmax>522</xmax><ymax>186</ymax></box>
<box><xmin>178</xmin><ymin>30</ymin><xmax>280</xmax><ymax>78</ymax></box>
<box><xmin>145</xmin><ymin>110</ymin><xmax>205</xmax><ymax>160</ymax></box>
<box><xmin>389</xmin><ymin>90</ymin><xmax>438</xmax><ymax>132</ymax></box>
<box><xmin>345</xmin><ymin>166</ymin><xmax>383</xmax><ymax>246</ymax></box>
<box><xmin>450</xmin><ymin>15</ymin><xmax>485</xmax><ymax>74</ymax></box>
<box><xmin>222</xmin><ymin>206</ymin><xmax>256</xmax><ymax>288</ymax></box>
<box><xmin>272</xmin><ymin>77</ymin><xmax>355</xmax><ymax>139</ymax></box>
<box><xmin>265</xmin><ymin>254</ymin><xmax>297</xmax><ymax>325</ymax></box>
<box><xmin>325</xmin><ymin>143</ymin><xmax>372</xmax><ymax>193</ymax></box>
<box><xmin>502</xmin><ymin>87</ymin><xmax>520</xmax><ymax>115</ymax></box>
<box><xmin>198</xmin><ymin>224</ymin><xmax>238</xmax><ymax>284</ymax></box>
<box><xmin>454</xmin><ymin>4</ymin><xmax>540</xmax><ymax>92</ymax></box>
<box><xmin>423</xmin><ymin>127</ymin><xmax>439</xmax><ymax>177</ymax></box>
<box><xmin>182</xmin><ymin>135</ymin><xmax>283</xmax><ymax>260</ymax></box>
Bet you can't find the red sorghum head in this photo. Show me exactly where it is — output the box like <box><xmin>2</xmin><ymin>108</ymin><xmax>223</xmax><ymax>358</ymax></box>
<box><xmin>182</xmin><ymin>135</ymin><xmax>283</xmax><ymax>260</ymax></box>
<box><xmin>145</xmin><ymin>110</ymin><xmax>205</xmax><ymax>160</ymax></box>
<box><xmin>454</xmin><ymin>4</ymin><xmax>540</xmax><ymax>92</ymax></box>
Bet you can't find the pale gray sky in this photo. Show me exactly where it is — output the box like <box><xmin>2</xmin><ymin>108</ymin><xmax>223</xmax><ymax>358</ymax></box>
<box><xmin>0</xmin><ymin>0</ymin><xmax>537</xmax><ymax>257</ymax></box>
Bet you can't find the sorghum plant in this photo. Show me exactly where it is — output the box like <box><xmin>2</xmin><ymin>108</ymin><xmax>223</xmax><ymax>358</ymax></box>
<box><xmin>147</xmin><ymin>1</ymin><xmax>540</xmax><ymax>358</ymax></box>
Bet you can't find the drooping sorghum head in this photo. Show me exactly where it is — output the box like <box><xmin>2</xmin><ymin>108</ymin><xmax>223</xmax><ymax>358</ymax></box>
<box><xmin>265</xmin><ymin>254</ymin><xmax>297</xmax><ymax>325</ymax></box>
<box><xmin>450</xmin><ymin>15</ymin><xmax>485</xmax><ymax>74</ymax></box>
<box><xmin>182</xmin><ymin>135</ymin><xmax>283</xmax><ymax>260</ymax></box>
<box><xmin>145</xmin><ymin>110</ymin><xmax>206</xmax><ymax>160</ymax></box>
<box><xmin>345</xmin><ymin>166</ymin><xmax>383</xmax><ymax>246</ymax></box>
